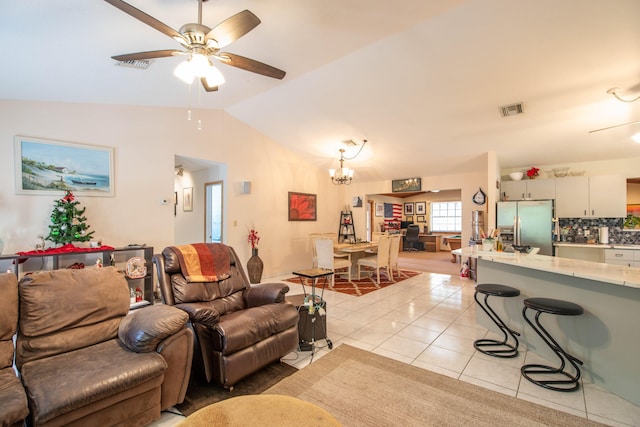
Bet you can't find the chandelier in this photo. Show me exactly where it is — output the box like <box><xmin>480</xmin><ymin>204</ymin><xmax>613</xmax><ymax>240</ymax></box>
<box><xmin>329</xmin><ymin>140</ymin><xmax>368</xmax><ymax>185</ymax></box>
<box><xmin>329</xmin><ymin>149</ymin><xmax>354</xmax><ymax>185</ymax></box>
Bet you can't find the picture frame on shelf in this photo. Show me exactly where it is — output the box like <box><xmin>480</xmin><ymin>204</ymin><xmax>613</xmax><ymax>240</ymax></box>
<box><xmin>288</xmin><ymin>192</ymin><xmax>317</xmax><ymax>221</ymax></box>
<box><xmin>183</xmin><ymin>187</ymin><xmax>193</xmax><ymax>212</ymax></box>
<box><xmin>375</xmin><ymin>202</ymin><xmax>384</xmax><ymax>217</ymax></box>
<box><xmin>404</xmin><ymin>202</ymin><xmax>414</xmax><ymax>215</ymax></box>
<box><xmin>14</xmin><ymin>135</ymin><xmax>115</xmax><ymax>197</ymax></box>
<box><xmin>416</xmin><ymin>202</ymin><xmax>426</xmax><ymax>215</ymax></box>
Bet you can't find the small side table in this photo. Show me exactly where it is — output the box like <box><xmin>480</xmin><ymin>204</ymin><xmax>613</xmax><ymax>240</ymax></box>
<box><xmin>291</xmin><ymin>268</ymin><xmax>334</xmax><ymax>354</ymax></box>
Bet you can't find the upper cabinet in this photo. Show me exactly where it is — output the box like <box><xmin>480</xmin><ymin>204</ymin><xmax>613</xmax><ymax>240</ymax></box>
<box><xmin>501</xmin><ymin>178</ymin><xmax>555</xmax><ymax>201</ymax></box>
<box><xmin>555</xmin><ymin>175</ymin><xmax>626</xmax><ymax>218</ymax></box>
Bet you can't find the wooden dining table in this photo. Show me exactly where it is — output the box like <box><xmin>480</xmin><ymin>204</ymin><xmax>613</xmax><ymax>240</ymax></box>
<box><xmin>334</xmin><ymin>242</ymin><xmax>379</xmax><ymax>273</ymax></box>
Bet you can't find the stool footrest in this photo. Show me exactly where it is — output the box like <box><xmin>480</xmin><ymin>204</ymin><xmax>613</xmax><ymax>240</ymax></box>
<box><xmin>473</xmin><ymin>339</ymin><xmax>519</xmax><ymax>358</ymax></box>
<box><xmin>521</xmin><ymin>364</ymin><xmax>581</xmax><ymax>392</ymax></box>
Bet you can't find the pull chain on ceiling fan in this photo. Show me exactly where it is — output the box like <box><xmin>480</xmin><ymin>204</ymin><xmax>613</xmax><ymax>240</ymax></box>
<box><xmin>104</xmin><ymin>0</ymin><xmax>286</xmax><ymax>92</ymax></box>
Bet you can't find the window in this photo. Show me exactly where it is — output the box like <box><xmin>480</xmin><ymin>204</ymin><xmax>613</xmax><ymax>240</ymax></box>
<box><xmin>431</xmin><ymin>201</ymin><xmax>462</xmax><ymax>232</ymax></box>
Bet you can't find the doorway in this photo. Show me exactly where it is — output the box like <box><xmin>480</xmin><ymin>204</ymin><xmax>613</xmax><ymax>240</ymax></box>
<box><xmin>205</xmin><ymin>181</ymin><xmax>223</xmax><ymax>243</ymax></box>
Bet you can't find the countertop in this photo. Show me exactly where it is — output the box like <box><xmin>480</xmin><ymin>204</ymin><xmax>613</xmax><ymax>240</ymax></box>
<box><xmin>554</xmin><ymin>242</ymin><xmax>640</xmax><ymax>249</ymax></box>
<box><xmin>453</xmin><ymin>246</ymin><xmax>640</xmax><ymax>288</ymax></box>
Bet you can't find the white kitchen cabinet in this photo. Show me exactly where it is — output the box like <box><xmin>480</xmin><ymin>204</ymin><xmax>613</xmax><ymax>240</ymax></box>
<box><xmin>501</xmin><ymin>178</ymin><xmax>555</xmax><ymax>201</ymax></box>
<box><xmin>589</xmin><ymin>175</ymin><xmax>626</xmax><ymax>218</ymax></box>
<box><xmin>555</xmin><ymin>175</ymin><xmax>626</xmax><ymax>218</ymax></box>
<box><xmin>555</xmin><ymin>176</ymin><xmax>589</xmax><ymax>217</ymax></box>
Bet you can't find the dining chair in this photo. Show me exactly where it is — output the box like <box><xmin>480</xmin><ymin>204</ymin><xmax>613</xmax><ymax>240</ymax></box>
<box><xmin>365</xmin><ymin>231</ymin><xmax>388</xmax><ymax>254</ymax></box>
<box><xmin>310</xmin><ymin>233</ymin><xmax>349</xmax><ymax>267</ymax></box>
<box><xmin>357</xmin><ymin>235</ymin><xmax>391</xmax><ymax>285</ymax></box>
<box><xmin>388</xmin><ymin>234</ymin><xmax>404</xmax><ymax>280</ymax></box>
<box><xmin>315</xmin><ymin>238</ymin><xmax>351</xmax><ymax>287</ymax></box>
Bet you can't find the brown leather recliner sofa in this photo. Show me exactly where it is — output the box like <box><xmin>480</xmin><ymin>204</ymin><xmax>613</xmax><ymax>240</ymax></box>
<box><xmin>153</xmin><ymin>243</ymin><xmax>299</xmax><ymax>388</ymax></box>
<box><xmin>11</xmin><ymin>266</ymin><xmax>194</xmax><ymax>427</ymax></box>
<box><xmin>0</xmin><ymin>273</ymin><xmax>29</xmax><ymax>427</ymax></box>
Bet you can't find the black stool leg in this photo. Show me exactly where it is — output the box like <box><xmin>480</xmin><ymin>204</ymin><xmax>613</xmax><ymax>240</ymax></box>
<box><xmin>473</xmin><ymin>291</ymin><xmax>520</xmax><ymax>358</ymax></box>
<box><xmin>521</xmin><ymin>306</ymin><xmax>583</xmax><ymax>392</ymax></box>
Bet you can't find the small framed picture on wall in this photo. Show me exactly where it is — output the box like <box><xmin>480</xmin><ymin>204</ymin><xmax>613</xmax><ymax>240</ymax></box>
<box><xmin>183</xmin><ymin>187</ymin><xmax>193</xmax><ymax>212</ymax></box>
<box><xmin>415</xmin><ymin>202</ymin><xmax>426</xmax><ymax>215</ymax></box>
<box><xmin>375</xmin><ymin>202</ymin><xmax>384</xmax><ymax>217</ymax></box>
<box><xmin>404</xmin><ymin>202</ymin><xmax>414</xmax><ymax>215</ymax></box>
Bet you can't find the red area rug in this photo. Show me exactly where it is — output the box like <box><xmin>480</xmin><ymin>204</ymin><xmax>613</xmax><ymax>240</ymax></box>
<box><xmin>285</xmin><ymin>269</ymin><xmax>421</xmax><ymax>297</ymax></box>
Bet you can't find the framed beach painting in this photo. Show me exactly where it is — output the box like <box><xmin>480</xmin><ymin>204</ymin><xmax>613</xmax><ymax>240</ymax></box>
<box><xmin>288</xmin><ymin>192</ymin><xmax>317</xmax><ymax>221</ymax></box>
<box><xmin>14</xmin><ymin>136</ymin><xmax>114</xmax><ymax>196</ymax></box>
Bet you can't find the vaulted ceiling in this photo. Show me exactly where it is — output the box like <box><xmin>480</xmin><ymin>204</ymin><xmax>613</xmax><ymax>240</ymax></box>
<box><xmin>1</xmin><ymin>0</ymin><xmax>639</xmax><ymax>181</ymax></box>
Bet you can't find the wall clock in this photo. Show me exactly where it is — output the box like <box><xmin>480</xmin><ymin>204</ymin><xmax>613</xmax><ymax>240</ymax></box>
<box><xmin>472</xmin><ymin>188</ymin><xmax>486</xmax><ymax>205</ymax></box>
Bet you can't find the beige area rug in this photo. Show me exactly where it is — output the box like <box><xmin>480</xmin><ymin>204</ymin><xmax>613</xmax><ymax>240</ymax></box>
<box><xmin>264</xmin><ymin>344</ymin><xmax>605</xmax><ymax>427</ymax></box>
<box><xmin>398</xmin><ymin>250</ymin><xmax>462</xmax><ymax>276</ymax></box>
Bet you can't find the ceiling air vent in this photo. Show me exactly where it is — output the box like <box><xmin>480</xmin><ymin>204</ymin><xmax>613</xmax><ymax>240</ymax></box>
<box><xmin>499</xmin><ymin>102</ymin><xmax>524</xmax><ymax>117</ymax></box>
<box><xmin>115</xmin><ymin>59</ymin><xmax>152</xmax><ymax>70</ymax></box>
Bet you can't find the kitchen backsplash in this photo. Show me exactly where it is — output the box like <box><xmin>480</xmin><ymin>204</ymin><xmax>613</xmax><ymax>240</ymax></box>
<box><xmin>558</xmin><ymin>218</ymin><xmax>640</xmax><ymax>245</ymax></box>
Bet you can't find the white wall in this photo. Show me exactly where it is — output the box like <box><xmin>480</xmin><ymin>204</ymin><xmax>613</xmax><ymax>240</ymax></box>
<box><xmin>0</xmin><ymin>100</ymin><xmax>339</xmax><ymax>277</ymax></box>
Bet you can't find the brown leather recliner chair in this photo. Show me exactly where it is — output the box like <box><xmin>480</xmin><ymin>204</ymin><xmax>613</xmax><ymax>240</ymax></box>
<box><xmin>0</xmin><ymin>273</ymin><xmax>29</xmax><ymax>427</ymax></box>
<box><xmin>16</xmin><ymin>267</ymin><xmax>194</xmax><ymax>427</ymax></box>
<box><xmin>153</xmin><ymin>243</ymin><xmax>299</xmax><ymax>388</ymax></box>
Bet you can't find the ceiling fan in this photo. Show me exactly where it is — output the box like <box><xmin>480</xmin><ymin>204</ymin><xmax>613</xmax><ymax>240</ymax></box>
<box><xmin>105</xmin><ymin>0</ymin><xmax>286</xmax><ymax>92</ymax></box>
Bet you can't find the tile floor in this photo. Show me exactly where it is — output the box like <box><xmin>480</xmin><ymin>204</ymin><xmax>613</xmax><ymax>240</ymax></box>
<box><xmin>152</xmin><ymin>271</ymin><xmax>640</xmax><ymax>427</ymax></box>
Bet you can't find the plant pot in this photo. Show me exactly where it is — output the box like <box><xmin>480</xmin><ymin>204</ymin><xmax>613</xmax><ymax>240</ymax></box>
<box><xmin>247</xmin><ymin>248</ymin><xmax>263</xmax><ymax>284</ymax></box>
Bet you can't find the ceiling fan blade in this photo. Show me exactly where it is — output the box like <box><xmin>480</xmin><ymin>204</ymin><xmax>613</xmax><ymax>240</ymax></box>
<box><xmin>218</xmin><ymin>52</ymin><xmax>286</xmax><ymax>79</ymax></box>
<box><xmin>205</xmin><ymin>10</ymin><xmax>261</xmax><ymax>49</ymax></box>
<box><xmin>588</xmin><ymin>120</ymin><xmax>640</xmax><ymax>134</ymax></box>
<box><xmin>104</xmin><ymin>0</ymin><xmax>188</xmax><ymax>46</ymax></box>
<box><xmin>111</xmin><ymin>50</ymin><xmax>184</xmax><ymax>61</ymax></box>
<box><xmin>200</xmin><ymin>78</ymin><xmax>219</xmax><ymax>92</ymax></box>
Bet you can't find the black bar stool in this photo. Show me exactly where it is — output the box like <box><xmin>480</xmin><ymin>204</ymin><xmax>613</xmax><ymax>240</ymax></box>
<box><xmin>473</xmin><ymin>284</ymin><xmax>520</xmax><ymax>358</ymax></box>
<box><xmin>521</xmin><ymin>297</ymin><xmax>584</xmax><ymax>392</ymax></box>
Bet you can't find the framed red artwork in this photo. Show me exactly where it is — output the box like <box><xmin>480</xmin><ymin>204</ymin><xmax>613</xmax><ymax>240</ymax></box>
<box><xmin>288</xmin><ymin>192</ymin><xmax>317</xmax><ymax>221</ymax></box>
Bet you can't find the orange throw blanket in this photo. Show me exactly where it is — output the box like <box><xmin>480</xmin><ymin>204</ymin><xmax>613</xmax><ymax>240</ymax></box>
<box><xmin>169</xmin><ymin>243</ymin><xmax>231</xmax><ymax>282</ymax></box>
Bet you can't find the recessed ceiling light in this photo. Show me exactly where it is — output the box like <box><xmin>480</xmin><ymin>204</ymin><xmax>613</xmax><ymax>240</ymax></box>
<box><xmin>632</xmin><ymin>132</ymin><xmax>640</xmax><ymax>144</ymax></box>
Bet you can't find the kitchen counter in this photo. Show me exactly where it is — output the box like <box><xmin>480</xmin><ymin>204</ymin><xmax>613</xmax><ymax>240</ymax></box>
<box><xmin>454</xmin><ymin>245</ymin><xmax>640</xmax><ymax>288</ymax></box>
<box><xmin>472</xmin><ymin>250</ymin><xmax>640</xmax><ymax>407</ymax></box>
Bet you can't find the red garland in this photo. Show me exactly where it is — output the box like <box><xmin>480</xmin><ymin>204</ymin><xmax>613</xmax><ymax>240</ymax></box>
<box><xmin>16</xmin><ymin>244</ymin><xmax>115</xmax><ymax>257</ymax></box>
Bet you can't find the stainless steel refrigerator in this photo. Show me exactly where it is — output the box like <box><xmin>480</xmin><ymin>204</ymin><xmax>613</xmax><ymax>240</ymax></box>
<box><xmin>497</xmin><ymin>200</ymin><xmax>554</xmax><ymax>256</ymax></box>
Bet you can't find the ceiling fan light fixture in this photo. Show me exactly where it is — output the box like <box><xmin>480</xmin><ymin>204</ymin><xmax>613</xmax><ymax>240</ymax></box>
<box><xmin>203</xmin><ymin>65</ymin><xmax>225</xmax><ymax>87</ymax></box>
<box><xmin>174</xmin><ymin>60</ymin><xmax>196</xmax><ymax>84</ymax></box>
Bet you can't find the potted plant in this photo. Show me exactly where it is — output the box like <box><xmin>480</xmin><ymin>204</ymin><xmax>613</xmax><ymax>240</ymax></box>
<box><xmin>623</xmin><ymin>215</ymin><xmax>640</xmax><ymax>229</ymax></box>
<box><xmin>526</xmin><ymin>167</ymin><xmax>540</xmax><ymax>180</ymax></box>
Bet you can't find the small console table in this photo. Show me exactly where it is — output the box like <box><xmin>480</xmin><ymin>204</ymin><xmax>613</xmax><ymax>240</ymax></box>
<box><xmin>290</xmin><ymin>268</ymin><xmax>334</xmax><ymax>355</ymax></box>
